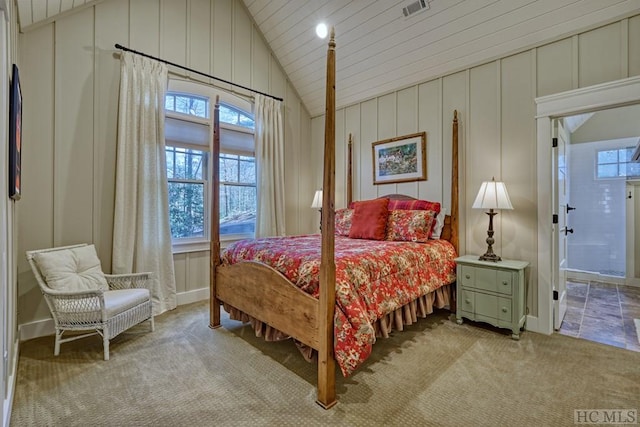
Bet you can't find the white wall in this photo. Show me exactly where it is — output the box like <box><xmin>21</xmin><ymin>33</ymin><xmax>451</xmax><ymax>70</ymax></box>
<box><xmin>311</xmin><ymin>15</ymin><xmax>640</xmax><ymax>318</ymax></box>
<box><xmin>16</xmin><ymin>0</ymin><xmax>313</xmax><ymax>331</ymax></box>
<box><xmin>568</xmin><ymin>138</ymin><xmax>634</xmax><ymax>276</ymax></box>
<box><xmin>571</xmin><ymin>104</ymin><xmax>640</xmax><ymax>143</ymax></box>
<box><xmin>2</xmin><ymin>1</ymin><xmax>20</xmax><ymax>424</ymax></box>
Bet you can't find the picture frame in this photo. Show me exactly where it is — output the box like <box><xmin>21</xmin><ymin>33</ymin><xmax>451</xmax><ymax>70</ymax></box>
<box><xmin>9</xmin><ymin>64</ymin><xmax>22</xmax><ymax>200</ymax></box>
<box><xmin>372</xmin><ymin>132</ymin><xmax>426</xmax><ymax>185</ymax></box>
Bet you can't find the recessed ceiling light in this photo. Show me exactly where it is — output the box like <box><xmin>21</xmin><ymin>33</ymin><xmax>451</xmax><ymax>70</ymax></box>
<box><xmin>316</xmin><ymin>23</ymin><xmax>328</xmax><ymax>39</ymax></box>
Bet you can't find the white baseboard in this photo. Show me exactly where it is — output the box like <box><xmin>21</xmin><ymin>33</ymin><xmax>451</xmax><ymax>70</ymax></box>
<box><xmin>525</xmin><ymin>315</ymin><xmax>550</xmax><ymax>335</ymax></box>
<box><xmin>19</xmin><ymin>318</ymin><xmax>54</xmax><ymax>342</ymax></box>
<box><xmin>625</xmin><ymin>277</ymin><xmax>640</xmax><ymax>287</ymax></box>
<box><xmin>3</xmin><ymin>339</ymin><xmax>18</xmax><ymax>427</ymax></box>
<box><xmin>19</xmin><ymin>288</ymin><xmax>211</xmax><ymax>341</ymax></box>
<box><xmin>567</xmin><ymin>270</ymin><xmax>625</xmax><ymax>284</ymax></box>
<box><xmin>176</xmin><ymin>287</ymin><xmax>209</xmax><ymax>306</ymax></box>
<box><xmin>566</xmin><ymin>270</ymin><xmax>640</xmax><ymax>288</ymax></box>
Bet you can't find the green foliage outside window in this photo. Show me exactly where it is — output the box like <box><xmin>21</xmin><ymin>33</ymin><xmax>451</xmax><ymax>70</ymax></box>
<box><xmin>166</xmin><ymin>146</ymin><xmax>206</xmax><ymax>239</ymax></box>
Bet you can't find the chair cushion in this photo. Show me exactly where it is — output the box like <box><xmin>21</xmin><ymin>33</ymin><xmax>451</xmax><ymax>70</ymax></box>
<box><xmin>55</xmin><ymin>289</ymin><xmax>150</xmax><ymax>320</ymax></box>
<box><xmin>104</xmin><ymin>289</ymin><xmax>151</xmax><ymax>318</ymax></box>
<box><xmin>33</xmin><ymin>245</ymin><xmax>109</xmax><ymax>292</ymax></box>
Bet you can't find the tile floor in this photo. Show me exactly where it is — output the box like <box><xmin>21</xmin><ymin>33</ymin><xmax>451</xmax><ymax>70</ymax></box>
<box><xmin>558</xmin><ymin>280</ymin><xmax>640</xmax><ymax>352</ymax></box>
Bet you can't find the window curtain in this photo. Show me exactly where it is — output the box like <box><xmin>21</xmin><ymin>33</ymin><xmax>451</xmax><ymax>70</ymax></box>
<box><xmin>112</xmin><ymin>52</ymin><xmax>177</xmax><ymax>315</ymax></box>
<box><xmin>254</xmin><ymin>94</ymin><xmax>285</xmax><ymax>237</ymax></box>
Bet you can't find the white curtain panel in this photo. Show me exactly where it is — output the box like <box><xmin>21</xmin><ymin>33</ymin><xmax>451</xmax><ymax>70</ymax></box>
<box><xmin>254</xmin><ymin>94</ymin><xmax>286</xmax><ymax>237</ymax></box>
<box><xmin>112</xmin><ymin>52</ymin><xmax>177</xmax><ymax>315</ymax></box>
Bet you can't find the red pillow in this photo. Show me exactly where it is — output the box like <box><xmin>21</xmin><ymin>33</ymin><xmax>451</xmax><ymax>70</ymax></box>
<box><xmin>387</xmin><ymin>199</ymin><xmax>441</xmax><ymax>215</ymax></box>
<box><xmin>350</xmin><ymin>198</ymin><xmax>441</xmax><ymax>215</ymax></box>
<box><xmin>348</xmin><ymin>198</ymin><xmax>390</xmax><ymax>240</ymax></box>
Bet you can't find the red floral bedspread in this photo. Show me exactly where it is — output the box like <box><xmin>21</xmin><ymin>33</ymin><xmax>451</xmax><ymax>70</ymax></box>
<box><xmin>221</xmin><ymin>235</ymin><xmax>457</xmax><ymax>376</ymax></box>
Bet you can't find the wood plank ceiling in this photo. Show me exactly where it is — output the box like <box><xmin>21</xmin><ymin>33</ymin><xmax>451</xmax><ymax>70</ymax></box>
<box><xmin>16</xmin><ymin>0</ymin><xmax>104</xmax><ymax>31</ymax></box>
<box><xmin>16</xmin><ymin>0</ymin><xmax>640</xmax><ymax>117</ymax></box>
<box><xmin>243</xmin><ymin>0</ymin><xmax>640</xmax><ymax>116</ymax></box>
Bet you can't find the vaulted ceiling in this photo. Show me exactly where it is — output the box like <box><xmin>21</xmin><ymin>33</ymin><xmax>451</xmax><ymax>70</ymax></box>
<box><xmin>16</xmin><ymin>0</ymin><xmax>102</xmax><ymax>30</ymax></box>
<box><xmin>243</xmin><ymin>0</ymin><xmax>640</xmax><ymax>116</ymax></box>
<box><xmin>16</xmin><ymin>0</ymin><xmax>640</xmax><ymax>117</ymax></box>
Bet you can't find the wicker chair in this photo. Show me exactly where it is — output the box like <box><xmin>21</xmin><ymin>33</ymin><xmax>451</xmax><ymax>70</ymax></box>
<box><xmin>26</xmin><ymin>243</ymin><xmax>155</xmax><ymax>360</ymax></box>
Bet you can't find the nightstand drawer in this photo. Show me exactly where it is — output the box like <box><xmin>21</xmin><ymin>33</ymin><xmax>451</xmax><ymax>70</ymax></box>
<box><xmin>459</xmin><ymin>289</ymin><xmax>475</xmax><ymax>312</ymax></box>
<box><xmin>498</xmin><ymin>297</ymin><xmax>512</xmax><ymax>322</ymax></box>
<box><xmin>460</xmin><ymin>265</ymin><xmax>493</xmax><ymax>292</ymax></box>
<box><xmin>496</xmin><ymin>271</ymin><xmax>513</xmax><ymax>295</ymax></box>
<box><xmin>460</xmin><ymin>265</ymin><xmax>513</xmax><ymax>296</ymax></box>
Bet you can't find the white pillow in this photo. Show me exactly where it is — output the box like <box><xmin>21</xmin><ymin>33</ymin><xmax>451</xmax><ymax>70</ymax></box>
<box><xmin>34</xmin><ymin>245</ymin><xmax>109</xmax><ymax>292</ymax></box>
<box><xmin>430</xmin><ymin>210</ymin><xmax>447</xmax><ymax>239</ymax></box>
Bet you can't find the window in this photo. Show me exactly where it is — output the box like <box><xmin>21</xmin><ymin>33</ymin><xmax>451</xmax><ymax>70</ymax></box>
<box><xmin>165</xmin><ymin>83</ymin><xmax>256</xmax><ymax>249</ymax></box>
<box><xmin>167</xmin><ymin>146</ymin><xmax>206</xmax><ymax>239</ymax></box>
<box><xmin>219</xmin><ymin>104</ymin><xmax>254</xmax><ymax>129</ymax></box>
<box><xmin>165</xmin><ymin>93</ymin><xmax>209</xmax><ymax>118</ymax></box>
<box><xmin>596</xmin><ymin>147</ymin><xmax>640</xmax><ymax>179</ymax></box>
<box><xmin>220</xmin><ymin>153</ymin><xmax>256</xmax><ymax>235</ymax></box>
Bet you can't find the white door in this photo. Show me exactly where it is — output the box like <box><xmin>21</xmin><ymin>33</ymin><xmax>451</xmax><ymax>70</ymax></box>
<box><xmin>553</xmin><ymin>119</ymin><xmax>570</xmax><ymax>330</ymax></box>
<box><xmin>627</xmin><ymin>182</ymin><xmax>640</xmax><ymax>286</ymax></box>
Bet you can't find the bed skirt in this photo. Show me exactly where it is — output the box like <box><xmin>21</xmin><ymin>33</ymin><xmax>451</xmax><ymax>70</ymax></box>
<box><xmin>222</xmin><ymin>283</ymin><xmax>455</xmax><ymax>362</ymax></box>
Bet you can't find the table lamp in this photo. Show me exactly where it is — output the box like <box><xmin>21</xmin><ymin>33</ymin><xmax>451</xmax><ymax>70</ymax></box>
<box><xmin>472</xmin><ymin>177</ymin><xmax>513</xmax><ymax>262</ymax></box>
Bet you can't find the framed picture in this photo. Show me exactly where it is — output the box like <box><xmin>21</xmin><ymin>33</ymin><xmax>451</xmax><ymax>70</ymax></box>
<box><xmin>372</xmin><ymin>132</ymin><xmax>426</xmax><ymax>185</ymax></box>
<box><xmin>9</xmin><ymin>64</ymin><xmax>22</xmax><ymax>200</ymax></box>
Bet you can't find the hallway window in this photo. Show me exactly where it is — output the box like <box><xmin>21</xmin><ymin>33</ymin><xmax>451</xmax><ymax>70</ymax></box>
<box><xmin>596</xmin><ymin>147</ymin><xmax>640</xmax><ymax>179</ymax></box>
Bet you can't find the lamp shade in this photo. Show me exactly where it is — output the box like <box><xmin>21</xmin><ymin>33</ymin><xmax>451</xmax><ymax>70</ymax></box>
<box><xmin>472</xmin><ymin>178</ymin><xmax>513</xmax><ymax>210</ymax></box>
<box><xmin>311</xmin><ymin>190</ymin><xmax>323</xmax><ymax>209</ymax></box>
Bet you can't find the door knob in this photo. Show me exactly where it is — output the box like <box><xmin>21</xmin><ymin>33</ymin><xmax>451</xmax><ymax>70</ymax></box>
<box><xmin>566</xmin><ymin>204</ymin><xmax>576</xmax><ymax>213</ymax></box>
<box><xmin>561</xmin><ymin>227</ymin><xmax>574</xmax><ymax>235</ymax></box>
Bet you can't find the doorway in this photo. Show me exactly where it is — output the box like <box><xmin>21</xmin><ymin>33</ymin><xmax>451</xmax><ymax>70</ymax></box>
<box><xmin>563</xmin><ymin>106</ymin><xmax>640</xmax><ymax>282</ymax></box>
<box><xmin>548</xmin><ymin>100</ymin><xmax>640</xmax><ymax>351</ymax></box>
<box><xmin>534</xmin><ymin>75</ymin><xmax>640</xmax><ymax>337</ymax></box>
<box><xmin>564</xmin><ymin>105</ymin><xmax>640</xmax><ymax>281</ymax></box>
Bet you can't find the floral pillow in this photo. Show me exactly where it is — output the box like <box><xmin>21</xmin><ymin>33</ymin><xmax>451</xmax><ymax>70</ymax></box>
<box><xmin>335</xmin><ymin>208</ymin><xmax>353</xmax><ymax>236</ymax></box>
<box><xmin>385</xmin><ymin>210</ymin><xmax>436</xmax><ymax>243</ymax></box>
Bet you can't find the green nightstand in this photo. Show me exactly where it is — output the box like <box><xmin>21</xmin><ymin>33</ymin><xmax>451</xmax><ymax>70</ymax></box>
<box><xmin>455</xmin><ymin>255</ymin><xmax>529</xmax><ymax>340</ymax></box>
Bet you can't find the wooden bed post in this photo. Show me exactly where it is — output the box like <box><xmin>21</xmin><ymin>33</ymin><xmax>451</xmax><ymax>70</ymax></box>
<box><xmin>451</xmin><ymin>110</ymin><xmax>459</xmax><ymax>255</ymax></box>
<box><xmin>210</xmin><ymin>96</ymin><xmax>221</xmax><ymax>329</ymax></box>
<box><xmin>317</xmin><ymin>28</ymin><xmax>337</xmax><ymax>409</ymax></box>
<box><xmin>347</xmin><ymin>133</ymin><xmax>353</xmax><ymax>207</ymax></box>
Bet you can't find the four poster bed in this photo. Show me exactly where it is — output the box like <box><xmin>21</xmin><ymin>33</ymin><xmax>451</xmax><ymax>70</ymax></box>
<box><xmin>209</xmin><ymin>32</ymin><xmax>460</xmax><ymax>408</ymax></box>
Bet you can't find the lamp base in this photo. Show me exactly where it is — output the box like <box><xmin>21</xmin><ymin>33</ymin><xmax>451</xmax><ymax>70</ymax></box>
<box><xmin>479</xmin><ymin>209</ymin><xmax>501</xmax><ymax>262</ymax></box>
<box><xmin>478</xmin><ymin>251</ymin><xmax>502</xmax><ymax>262</ymax></box>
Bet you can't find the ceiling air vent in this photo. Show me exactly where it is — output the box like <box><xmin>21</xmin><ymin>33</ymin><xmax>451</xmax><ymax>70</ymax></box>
<box><xmin>402</xmin><ymin>0</ymin><xmax>429</xmax><ymax>17</ymax></box>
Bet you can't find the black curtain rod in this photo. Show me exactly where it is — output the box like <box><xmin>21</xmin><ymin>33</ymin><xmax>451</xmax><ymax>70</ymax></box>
<box><xmin>114</xmin><ymin>43</ymin><xmax>283</xmax><ymax>102</ymax></box>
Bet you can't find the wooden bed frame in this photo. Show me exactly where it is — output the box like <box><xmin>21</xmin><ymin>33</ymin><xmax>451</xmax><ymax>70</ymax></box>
<box><xmin>209</xmin><ymin>31</ymin><xmax>459</xmax><ymax>409</ymax></box>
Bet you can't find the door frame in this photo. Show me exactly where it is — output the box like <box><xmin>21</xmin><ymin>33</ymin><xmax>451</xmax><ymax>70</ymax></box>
<box><xmin>534</xmin><ymin>75</ymin><xmax>640</xmax><ymax>335</ymax></box>
<box><xmin>627</xmin><ymin>180</ymin><xmax>640</xmax><ymax>286</ymax></box>
<box><xmin>552</xmin><ymin>118</ymin><xmax>569</xmax><ymax>330</ymax></box>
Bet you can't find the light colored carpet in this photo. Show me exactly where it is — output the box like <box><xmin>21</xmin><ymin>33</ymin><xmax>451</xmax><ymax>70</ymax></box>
<box><xmin>11</xmin><ymin>300</ymin><xmax>640</xmax><ymax>427</ymax></box>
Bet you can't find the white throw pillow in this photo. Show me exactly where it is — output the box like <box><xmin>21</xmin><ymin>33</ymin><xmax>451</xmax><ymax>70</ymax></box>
<box><xmin>34</xmin><ymin>245</ymin><xmax>109</xmax><ymax>292</ymax></box>
<box><xmin>430</xmin><ymin>210</ymin><xmax>447</xmax><ymax>239</ymax></box>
